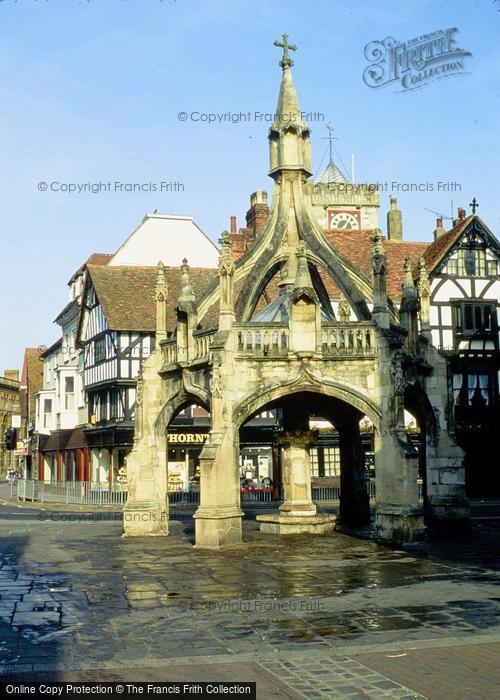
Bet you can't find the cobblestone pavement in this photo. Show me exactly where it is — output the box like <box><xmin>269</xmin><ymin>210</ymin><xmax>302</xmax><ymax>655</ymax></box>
<box><xmin>1</xmin><ymin>492</ymin><xmax>500</xmax><ymax>698</ymax></box>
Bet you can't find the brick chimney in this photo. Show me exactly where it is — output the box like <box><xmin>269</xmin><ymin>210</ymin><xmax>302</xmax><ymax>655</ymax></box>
<box><xmin>245</xmin><ymin>191</ymin><xmax>269</xmax><ymax>237</ymax></box>
<box><xmin>433</xmin><ymin>217</ymin><xmax>446</xmax><ymax>241</ymax></box>
<box><xmin>452</xmin><ymin>207</ymin><xmax>467</xmax><ymax>226</ymax></box>
<box><xmin>229</xmin><ymin>216</ymin><xmax>246</xmax><ymax>259</ymax></box>
<box><xmin>387</xmin><ymin>196</ymin><xmax>403</xmax><ymax>241</ymax></box>
<box><xmin>4</xmin><ymin>369</ymin><xmax>19</xmax><ymax>382</ymax></box>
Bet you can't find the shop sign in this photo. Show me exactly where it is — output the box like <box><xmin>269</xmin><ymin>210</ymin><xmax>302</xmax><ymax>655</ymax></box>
<box><xmin>168</xmin><ymin>432</ymin><xmax>208</xmax><ymax>445</ymax></box>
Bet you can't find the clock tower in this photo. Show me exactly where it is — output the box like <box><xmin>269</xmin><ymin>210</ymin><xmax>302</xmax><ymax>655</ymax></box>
<box><xmin>311</xmin><ymin>157</ymin><xmax>380</xmax><ymax>232</ymax></box>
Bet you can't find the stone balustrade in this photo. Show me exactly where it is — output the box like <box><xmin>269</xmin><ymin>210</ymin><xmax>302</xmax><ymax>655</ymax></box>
<box><xmin>235</xmin><ymin>324</ymin><xmax>290</xmax><ymax>356</ymax></box>
<box><xmin>192</xmin><ymin>330</ymin><xmax>216</xmax><ymax>361</ymax></box>
<box><xmin>162</xmin><ymin>340</ymin><xmax>178</xmax><ymax>367</ymax></box>
<box><xmin>162</xmin><ymin>321</ymin><xmax>376</xmax><ymax>367</ymax></box>
<box><xmin>321</xmin><ymin>322</ymin><xmax>376</xmax><ymax>357</ymax></box>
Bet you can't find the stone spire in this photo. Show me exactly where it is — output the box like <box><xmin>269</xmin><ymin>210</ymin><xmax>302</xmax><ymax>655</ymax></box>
<box><xmin>178</xmin><ymin>258</ymin><xmax>195</xmax><ymax>308</ymax></box>
<box><xmin>292</xmin><ymin>241</ymin><xmax>316</xmax><ymax>298</ymax></box>
<box><xmin>155</xmin><ymin>261</ymin><xmax>168</xmax><ymax>342</ymax></box>
<box><xmin>371</xmin><ymin>231</ymin><xmax>389</xmax><ymax>329</ymax></box>
<box><xmin>218</xmin><ymin>230</ymin><xmax>235</xmax><ymax>330</ymax></box>
<box><xmin>400</xmin><ymin>258</ymin><xmax>419</xmax><ymax>352</ymax></box>
<box><xmin>268</xmin><ymin>35</ymin><xmax>312</xmax><ymax>179</ymax></box>
<box><xmin>418</xmin><ymin>258</ymin><xmax>431</xmax><ymax>342</ymax></box>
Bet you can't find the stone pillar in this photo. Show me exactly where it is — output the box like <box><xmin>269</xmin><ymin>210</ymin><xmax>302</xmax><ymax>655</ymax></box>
<box><xmin>338</xmin><ymin>418</ymin><xmax>370</xmax><ymax>527</ymax></box>
<box><xmin>278</xmin><ymin>430</ymin><xmax>317</xmax><ymax>516</ymax></box>
<box><xmin>194</xmin><ymin>344</ymin><xmax>243</xmax><ymax>548</ymax></box>
<box><xmin>194</xmin><ymin>428</ymin><xmax>243</xmax><ymax>548</ymax></box>
<box><xmin>123</xmin><ymin>355</ymin><xmax>168</xmax><ymax>537</ymax></box>
<box><xmin>256</xmin><ymin>410</ymin><xmax>336</xmax><ymax>535</ymax></box>
<box><xmin>375</xmin><ymin>345</ymin><xmax>425</xmax><ymax>543</ymax></box>
<box><xmin>423</xmin><ymin>348</ymin><xmax>469</xmax><ymax>529</ymax></box>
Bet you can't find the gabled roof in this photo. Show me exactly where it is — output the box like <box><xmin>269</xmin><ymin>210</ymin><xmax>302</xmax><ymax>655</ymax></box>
<box><xmin>421</xmin><ymin>215</ymin><xmax>500</xmax><ymax>274</ymax></box>
<box><xmin>84</xmin><ymin>264</ymin><xmax>218</xmax><ymax>333</ymax></box>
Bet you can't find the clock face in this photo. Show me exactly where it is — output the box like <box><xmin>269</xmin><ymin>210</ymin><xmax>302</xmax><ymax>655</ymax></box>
<box><xmin>329</xmin><ymin>211</ymin><xmax>360</xmax><ymax>230</ymax></box>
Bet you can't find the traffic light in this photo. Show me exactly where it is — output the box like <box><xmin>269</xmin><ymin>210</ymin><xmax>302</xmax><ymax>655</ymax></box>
<box><xmin>4</xmin><ymin>428</ymin><xmax>16</xmax><ymax>450</ymax></box>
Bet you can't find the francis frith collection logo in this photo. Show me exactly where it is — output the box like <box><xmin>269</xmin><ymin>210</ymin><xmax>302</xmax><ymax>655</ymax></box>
<box><xmin>363</xmin><ymin>28</ymin><xmax>472</xmax><ymax>92</ymax></box>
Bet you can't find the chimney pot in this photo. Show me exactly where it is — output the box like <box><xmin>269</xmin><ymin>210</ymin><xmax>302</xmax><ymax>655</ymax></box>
<box><xmin>436</xmin><ymin>217</ymin><xmax>443</xmax><ymax>228</ymax></box>
<box><xmin>230</xmin><ymin>216</ymin><xmax>237</xmax><ymax>233</ymax></box>
<box><xmin>458</xmin><ymin>207</ymin><xmax>466</xmax><ymax>220</ymax></box>
<box><xmin>390</xmin><ymin>196</ymin><xmax>398</xmax><ymax>210</ymax></box>
<box><xmin>251</xmin><ymin>190</ymin><xmax>267</xmax><ymax>206</ymax></box>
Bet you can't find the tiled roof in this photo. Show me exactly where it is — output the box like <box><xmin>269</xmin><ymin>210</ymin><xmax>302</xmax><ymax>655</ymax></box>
<box><xmin>87</xmin><ymin>264</ymin><xmax>218</xmax><ymax>332</ymax></box>
<box><xmin>421</xmin><ymin>215</ymin><xmax>474</xmax><ymax>273</ymax></box>
<box><xmin>315</xmin><ymin>159</ymin><xmax>349</xmax><ymax>184</ymax></box>
<box><xmin>324</xmin><ymin>229</ymin><xmax>429</xmax><ymax>300</ymax></box>
<box><xmin>68</xmin><ymin>253</ymin><xmax>112</xmax><ymax>284</ymax></box>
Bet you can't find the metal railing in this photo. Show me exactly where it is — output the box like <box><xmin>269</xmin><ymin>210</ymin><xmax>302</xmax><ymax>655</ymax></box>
<box><xmin>311</xmin><ymin>479</ymin><xmax>423</xmax><ymax>503</ymax></box>
<box><xmin>16</xmin><ymin>478</ymin><xmax>423</xmax><ymax>508</ymax></box>
<box><xmin>17</xmin><ymin>480</ymin><xmax>128</xmax><ymax>506</ymax></box>
<box><xmin>169</xmin><ymin>487</ymin><xmax>273</xmax><ymax>506</ymax></box>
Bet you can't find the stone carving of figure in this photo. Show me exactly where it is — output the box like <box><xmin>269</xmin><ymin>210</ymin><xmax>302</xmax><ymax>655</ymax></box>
<box><xmin>391</xmin><ymin>351</ymin><xmax>405</xmax><ymax>396</ymax></box>
<box><xmin>338</xmin><ymin>295</ymin><xmax>351</xmax><ymax>322</ymax></box>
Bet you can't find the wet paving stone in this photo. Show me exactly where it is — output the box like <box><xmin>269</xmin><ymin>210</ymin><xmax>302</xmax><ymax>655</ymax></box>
<box><xmin>0</xmin><ymin>511</ymin><xmax>500</xmax><ymax>692</ymax></box>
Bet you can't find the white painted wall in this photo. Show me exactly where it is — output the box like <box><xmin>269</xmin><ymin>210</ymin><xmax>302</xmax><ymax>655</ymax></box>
<box><xmin>109</xmin><ymin>214</ymin><xmax>219</xmax><ymax>268</ymax></box>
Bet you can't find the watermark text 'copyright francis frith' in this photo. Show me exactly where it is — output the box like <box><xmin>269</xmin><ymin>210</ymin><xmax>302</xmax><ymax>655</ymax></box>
<box><xmin>37</xmin><ymin>180</ymin><xmax>183</xmax><ymax>194</ymax></box>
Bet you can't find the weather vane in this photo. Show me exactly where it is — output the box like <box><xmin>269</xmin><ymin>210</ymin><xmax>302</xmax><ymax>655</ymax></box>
<box><xmin>323</xmin><ymin>123</ymin><xmax>339</xmax><ymax>162</ymax></box>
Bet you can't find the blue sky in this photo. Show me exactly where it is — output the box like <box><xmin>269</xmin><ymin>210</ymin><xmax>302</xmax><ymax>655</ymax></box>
<box><xmin>0</xmin><ymin>0</ymin><xmax>499</xmax><ymax>370</ymax></box>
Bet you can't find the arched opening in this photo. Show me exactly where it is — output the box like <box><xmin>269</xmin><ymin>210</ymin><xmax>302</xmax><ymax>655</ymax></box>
<box><xmin>166</xmin><ymin>402</ymin><xmax>210</xmax><ymax>499</ymax></box>
<box><xmin>237</xmin><ymin>390</ymin><xmax>374</xmax><ymax>527</ymax></box>
<box><xmin>404</xmin><ymin>383</ymin><xmax>438</xmax><ymax>521</ymax></box>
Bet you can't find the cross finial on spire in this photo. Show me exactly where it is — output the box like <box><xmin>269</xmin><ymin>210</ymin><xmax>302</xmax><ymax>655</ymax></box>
<box><xmin>470</xmin><ymin>197</ymin><xmax>479</xmax><ymax>214</ymax></box>
<box><xmin>274</xmin><ymin>33</ymin><xmax>297</xmax><ymax>69</ymax></box>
